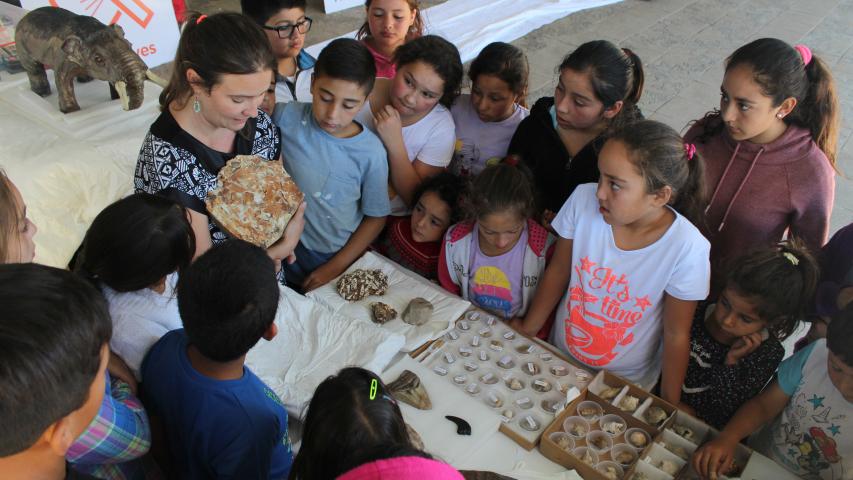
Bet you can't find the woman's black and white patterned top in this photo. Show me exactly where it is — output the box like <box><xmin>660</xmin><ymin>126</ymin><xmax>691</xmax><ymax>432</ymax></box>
<box><xmin>134</xmin><ymin>109</ymin><xmax>282</xmax><ymax>243</ymax></box>
<box><xmin>681</xmin><ymin>302</ymin><xmax>784</xmax><ymax>429</ymax></box>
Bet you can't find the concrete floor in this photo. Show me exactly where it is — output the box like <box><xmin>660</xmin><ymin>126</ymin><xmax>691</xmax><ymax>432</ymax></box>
<box><xmin>190</xmin><ymin>0</ymin><xmax>852</xmax><ymax>233</ymax></box>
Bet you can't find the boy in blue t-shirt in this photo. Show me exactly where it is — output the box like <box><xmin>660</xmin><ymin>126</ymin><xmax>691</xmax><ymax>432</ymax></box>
<box><xmin>273</xmin><ymin>38</ymin><xmax>390</xmax><ymax>292</ymax></box>
<box><xmin>141</xmin><ymin>240</ymin><xmax>292</xmax><ymax>479</ymax></box>
<box><xmin>693</xmin><ymin>304</ymin><xmax>853</xmax><ymax>480</ymax></box>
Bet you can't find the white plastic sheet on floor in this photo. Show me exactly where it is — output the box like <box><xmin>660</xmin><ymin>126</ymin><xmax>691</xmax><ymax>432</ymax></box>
<box><xmin>306</xmin><ymin>0</ymin><xmax>624</xmax><ymax>63</ymax></box>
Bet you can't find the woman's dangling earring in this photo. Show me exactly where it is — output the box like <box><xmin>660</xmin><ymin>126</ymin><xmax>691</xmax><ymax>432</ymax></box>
<box><xmin>193</xmin><ymin>96</ymin><xmax>201</xmax><ymax>113</ymax></box>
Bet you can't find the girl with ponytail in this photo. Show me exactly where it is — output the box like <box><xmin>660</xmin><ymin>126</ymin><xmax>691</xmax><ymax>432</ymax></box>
<box><xmin>508</xmin><ymin>40</ymin><xmax>645</xmax><ymax>225</ymax></box>
<box><xmin>516</xmin><ymin>120</ymin><xmax>711</xmax><ymax>405</ymax></box>
<box><xmin>686</xmin><ymin>38</ymin><xmax>838</xmax><ymax>296</ymax></box>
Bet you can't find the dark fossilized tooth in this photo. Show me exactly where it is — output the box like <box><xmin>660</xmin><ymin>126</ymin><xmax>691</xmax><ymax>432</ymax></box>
<box><xmin>445</xmin><ymin>415</ymin><xmax>471</xmax><ymax>435</ymax></box>
<box><xmin>387</xmin><ymin>370</ymin><xmax>432</xmax><ymax>410</ymax></box>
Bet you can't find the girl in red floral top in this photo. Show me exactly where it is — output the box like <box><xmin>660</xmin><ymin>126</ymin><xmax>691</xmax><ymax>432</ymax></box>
<box><xmin>375</xmin><ymin>172</ymin><xmax>466</xmax><ymax>280</ymax></box>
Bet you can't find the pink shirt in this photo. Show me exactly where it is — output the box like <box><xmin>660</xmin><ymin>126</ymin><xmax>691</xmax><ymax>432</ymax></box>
<box><xmin>362</xmin><ymin>40</ymin><xmax>396</xmax><ymax>78</ymax></box>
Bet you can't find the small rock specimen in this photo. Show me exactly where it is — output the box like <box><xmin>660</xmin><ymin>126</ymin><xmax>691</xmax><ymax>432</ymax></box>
<box><xmin>336</xmin><ymin>269</ymin><xmax>389</xmax><ymax>301</ymax></box>
<box><xmin>402</xmin><ymin>297</ymin><xmax>434</xmax><ymax>325</ymax></box>
<box><xmin>387</xmin><ymin>370</ymin><xmax>432</xmax><ymax>410</ymax></box>
<box><xmin>371</xmin><ymin>302</ymin><xmax>397</xmax><ymax>324</ymax></box>
<box><xmin>644</xmin><ymin>405</ymin><xmax>667</xmax><ymax>425</ymax></box>
<box><xmin>599</xmin><ymin>386</ymin><xmax>622</xmax><ymax>401</ymax></box>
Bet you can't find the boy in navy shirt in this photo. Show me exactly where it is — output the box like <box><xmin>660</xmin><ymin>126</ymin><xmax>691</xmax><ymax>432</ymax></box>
<box><xmin>142</xmin><ymin>240</ymin><xmax>292</xmax><ymax>479</ymax></box>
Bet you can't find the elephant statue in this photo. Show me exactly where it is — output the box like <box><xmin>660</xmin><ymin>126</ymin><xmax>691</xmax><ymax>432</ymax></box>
<box><xmin>14</xmin><ymin>6</ymin><xmax>167</xmax><ymax>113</ymax></box>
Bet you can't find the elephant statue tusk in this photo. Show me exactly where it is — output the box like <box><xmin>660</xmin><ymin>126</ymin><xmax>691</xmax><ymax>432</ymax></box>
<box><xmin>115</xmin><ymin>80</ymin><xmax>130</xmax><ymax>110</ymax></box>
<box><xmin>145</xmin><ymin>69</ymin><xmax>168</xmax><ymax>88</ymax></box>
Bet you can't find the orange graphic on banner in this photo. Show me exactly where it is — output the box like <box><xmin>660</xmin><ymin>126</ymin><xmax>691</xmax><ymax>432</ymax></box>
<box><xmin>48</xmin><ymin>0</ymin><xmax>154</xmax><ymax>28</ymax></box>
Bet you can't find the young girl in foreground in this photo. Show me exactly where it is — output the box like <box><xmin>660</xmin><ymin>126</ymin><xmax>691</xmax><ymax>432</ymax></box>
<box><xmin>685</xmin><ymin>38</ymin><xmax>838</xmax><ymax>295</ymax></box>
<box><xmin>439</xmin><ymin>161</ymin><xmax>553</xmax><ymax>332</ymax></box>
<box><xmin>356</xmin><ymin>35</ymin><xmax>463</xmax><ymax>215</ymax></box>
<box><xmin>514</xmin><ymin>120</ymin><xmax>710</xmax><ymax>404</ymax></box>
<box><xmin>449</xmin><ymin>42</ymin><xmax>529</xmax><ymax>177</ymax></box>
<box><xmin>288</xmin><ymin>367</ymin><xmax>460</xmax><ymax>479</ymax></box>
<box><xmin>72</xmin><ymin>193</ymin><xmax>195</xmax><ymax>379</ymax></box>
<box><xmin>0</xmin><ymin>170</ymin><xmax>36</xmax><ymax>264</ymax></box>
<box><xmin>682</xmin><ymin>240</ymin><xmax>818</xmax><ymax>429</ymax></box>
<box><xmin>375</xmin><ymin>171</ymin><xmax>466</xmax><ymax>280</ymax></box>
<box><xmin>356</xmin><ymin>0</ymin><xmax>423</xmax><ymax>78</ymax></box>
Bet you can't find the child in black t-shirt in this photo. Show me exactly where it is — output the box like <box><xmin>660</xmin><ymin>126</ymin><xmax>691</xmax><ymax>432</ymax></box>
<box><xmin>681</xmin><ymin>240</ymin><xmax>818</xmax><ymax>429</ymax></box>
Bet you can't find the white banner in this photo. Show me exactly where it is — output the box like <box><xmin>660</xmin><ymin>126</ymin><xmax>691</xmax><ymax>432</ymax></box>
<box><xmin>19</xmin><ymin>0</ymin><xmax>179</xmax><ymax>68</ymax></box>
<box><xmin>308</xmin><ymin>0</ymin><xmax>623</xmax><ymax>64</ymax></box>
<box><xmin>323</xmin><ymin>0</ymin><xmax>363</xmax><ymax>14</ymax></box>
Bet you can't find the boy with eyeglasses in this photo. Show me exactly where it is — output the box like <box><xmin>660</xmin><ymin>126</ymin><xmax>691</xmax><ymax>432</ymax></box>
<box><xmin>242</xmin><ymin>0</ymin><xmax>316</xmax><ymax>104</ymax></box>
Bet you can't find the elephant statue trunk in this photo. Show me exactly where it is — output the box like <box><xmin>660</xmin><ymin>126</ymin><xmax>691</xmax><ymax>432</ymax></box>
<box><xmin>15</xmin><ymin>6</ymin><xmax>167</xmax><ymax>113</ymax></box>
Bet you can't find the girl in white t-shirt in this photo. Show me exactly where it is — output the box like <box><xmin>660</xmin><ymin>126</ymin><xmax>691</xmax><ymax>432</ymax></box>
<box><xmin>513</xmin><ymin>120</ymin><xmax>711</xmax><ymax>405</ymax></box>
<box><xmin>71</xmin><ymin>193</ymin><xmax>195</xmax><ymax>379</ymax></box>
<box><xmin>356</xmin><ymin>35</ymin><xmax>463</xmax><ymax>215</ymax></box>
<box><xmin>449</xmin><ymin>42</ymin><xmax>530</xmax><ymax>177</ymax></box>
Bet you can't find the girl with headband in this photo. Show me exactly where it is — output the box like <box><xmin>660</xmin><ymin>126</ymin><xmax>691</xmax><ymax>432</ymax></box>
<box><xmin>686</xmin><ymin>38</ymin><xmax>839</xmax><ymax>297</ymax></box>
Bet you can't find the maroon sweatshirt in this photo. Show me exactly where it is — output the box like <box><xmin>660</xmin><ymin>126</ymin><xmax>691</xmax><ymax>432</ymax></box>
<box><xmin>685</xmin><ymin>119</ymin><xmax>835</xmax><ymax>294</ymax></box>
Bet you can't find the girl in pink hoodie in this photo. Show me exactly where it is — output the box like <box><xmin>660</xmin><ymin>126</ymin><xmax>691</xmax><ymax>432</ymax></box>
<box><xmin>685</xmin><ymin>38</ymin><xmax>839</xmax><ymax>296</ymax></box>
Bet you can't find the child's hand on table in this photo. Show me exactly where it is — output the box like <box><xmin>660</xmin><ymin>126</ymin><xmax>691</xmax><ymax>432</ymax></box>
<box><xmin>302</xmin><ymin>261</ymin><xmax>344</xmax><ymax>293</ymax></box>
<box><xmin>724</xmin><ymin>331</ymin><xmax>764</xmax><ymax>365</ymax></box>
<box><xmin>692</xmin><ymin>435</ymin><xmax>738</xmax><ymax>480</ymax></box>
<box><xmin>509</xmin><ymin>317</ymin><xmax>537</xmax><ymax>337</ymax></box>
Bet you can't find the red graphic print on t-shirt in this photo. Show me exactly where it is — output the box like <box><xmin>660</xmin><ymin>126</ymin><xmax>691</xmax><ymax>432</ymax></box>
<box><xmin>564</xmin><ymin>256</ymin><xmax>653</xmax><ymax>366</ymax></box>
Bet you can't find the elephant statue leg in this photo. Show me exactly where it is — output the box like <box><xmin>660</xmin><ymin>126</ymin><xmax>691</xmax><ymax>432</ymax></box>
<box><xmin>55</xmin><ymin>63</ymin><xmax>82</xmax><ymax>113</ymax></box>
<box><xmin>18</xmin><ymin>50</ymin><xmax>51</xmax><ymax>97</ymax></box>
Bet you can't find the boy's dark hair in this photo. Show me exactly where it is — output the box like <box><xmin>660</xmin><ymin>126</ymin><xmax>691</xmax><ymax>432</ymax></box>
<box><xmin>160</xmin><ymin>12</ymin><xmax>276</xmax><ymax>112</ymax></box>
<box><xmin>0</xmin><ymin>264</ymin><xmax>111</xmax><ymax>456</ymax></box>
<box><xmin>241</xmin><ymin>0</ymin><xmax>307</xmax><ymax>26</ymax></box>
<box><xmin>314</xmin><ymin>38</ymin><xmax>376</xmax><ymax>94</ymax></box>
<box><xmin>393</xmin><ymin>35</ymin><xmax>463</xmax><ymax>108</ymax></box>
<box><xmin>559</xmin><ymin>40</ymin><xmax>644</xmax><ymax>129</ymax></box>
<box><xmin>464</xmin><ymin>159</ymin><xmax>536</xmax><ymax>222</ymax></box>
<box><xmin>71</xmin><ymin>193</ymin><xmax>195</xmax><ymax>293</ymax></box>
<box><xmin>695</xmin><ymin>38</ymin><xmax>839</xmax><ymax>168</ymax></box>
<box><xmin>413</xmin><ymin>171</ymin><xmax>468</xmax><ymax>225</ymax></box>
<box><xmin>178</xmin><ymin>240</ymin><xmax>279</xmax><ymax>362</ymax></box>
<box><xmin>607</xmin><ymin>120</ymin><xmax>707</xmax><ymax>228</ymax></box>
<box><xmin>725</xmin><ymin>239</ymin><xmax>819</xmax><ymax>340</ymax></box>
<box><xmin>356</xmin><ymin>0</ymin><xmax>423</xmax><ymax>44</ymax></box>
<box><xmin>827</xmin><ymin>302</ymin><xmax>853</xmax><ymax>366</ymax></box>
<box><xmin>468</xmin><ymin>42</ymin><xmax>530</xmax><ymax>109</ymax></box>
<box><xmin>288</xmin><ymin>367</ymin><xmax>413</xmax><ymax>480</ymax></box>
